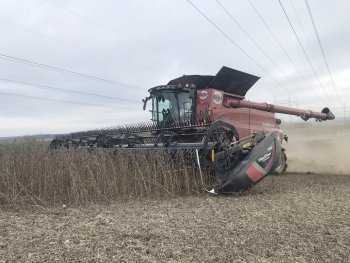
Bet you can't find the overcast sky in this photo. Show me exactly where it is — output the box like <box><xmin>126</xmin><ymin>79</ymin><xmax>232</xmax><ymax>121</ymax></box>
<box><xmin>0</xmin><ymin>0</ymin><xmax>349</xmax><ymax>136</ymax></box>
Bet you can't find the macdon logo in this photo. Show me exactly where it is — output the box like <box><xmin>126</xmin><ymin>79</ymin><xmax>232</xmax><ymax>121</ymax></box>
<box><xmin>258</xmin><ymin>152</ymin><xmax>271</xmax><ymax>162</ymax></box>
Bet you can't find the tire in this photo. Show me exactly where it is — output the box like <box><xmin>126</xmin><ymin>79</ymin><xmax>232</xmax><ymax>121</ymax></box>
<box><xmin>273</xmin><ymin>149</ymin><xmax>288</xmax><ymax>175</ymax></box>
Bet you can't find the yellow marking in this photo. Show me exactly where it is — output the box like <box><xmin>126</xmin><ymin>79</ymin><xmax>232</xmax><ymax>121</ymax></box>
<box><xmin>242</xmin><ymin>142</ymin><xmax>251</xmax><ymax>149</ymax></box>
<box><xmin>211</xmin><ymin>149</ymin><xmax>215</xmax><ymax>162</ymax></box>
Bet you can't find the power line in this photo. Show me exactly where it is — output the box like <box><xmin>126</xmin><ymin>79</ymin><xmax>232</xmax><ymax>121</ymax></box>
<box><xmin>43</xmin><ymin>0</ymin><xmax>157</xmax><ymax>52</ymax></box>
<box><xmin>288</xmin><ymin>0</ymin><xmax>321</xmax><ymax>71</ymax></box>
<box><xmin>304</xmin><ymin>0</ymin><xmax>342</xmax><ymax>102</ymax></box>
<box><xmin>246</xmin><ymin>0</ymin><xmax>326</xmax><ymax>103</ymax></box>
<box><xmin>0</xmin><ymin>78</ymin><xmax>140</xmax><ymax>104</ymax></box>
<box><xmin>215</xmin><ymin>0</ymin><xmax>301</xmax><ymax>94</ymax></box>
<box><xmin>278</xmin><ymin>0</ymin><xmax>330</xmax><ymax>102</ymax></box>
<box><xmin>185</xmin><ymin>0</ymin><xmax>290</xmax><ymax>94</ymax></box>
<box><xmin>0</xmin><ymin>19</ymin><xmax>152</xmax><ymax>71</ymax></box>
<box><xmin>246</xmin><ymin>0</ymin><xmax>301</xmax><ymax>79</ymax></box>
<box><xmin>0</xmin><ymin>53</ymin><xmax>143</xmax><ymax>90</ymax></box>
<box><xmin>0</xmin><ymin>90</ymin><xmax>138</xmax><ymax>110</ymax></box>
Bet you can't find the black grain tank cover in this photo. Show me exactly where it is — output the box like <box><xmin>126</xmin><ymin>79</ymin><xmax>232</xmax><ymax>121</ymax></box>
<box><xmin>167</xmin><ymin>75</ymin><xmax>214</xmax><ymax>89</ymax></box>
<box><xmin>208</xmin><ymin>66</ymin><xmax>260</xmax><ymax>96</ymax></box>
<box><xmin>167</xmin><ymin>66</ymin><xmax>260</xmax><ymax>96</ymax></box>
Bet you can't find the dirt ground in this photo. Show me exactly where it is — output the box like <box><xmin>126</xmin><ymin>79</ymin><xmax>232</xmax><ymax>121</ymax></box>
<box><xmin>1</xmin><ymin>123</ymin><xmax>349</xmax><ymax>262</ymax></box>
<box><xmin>1</xmin><ymin>173</ymin><xmax>349</xmax><ymax>262</ymax></box>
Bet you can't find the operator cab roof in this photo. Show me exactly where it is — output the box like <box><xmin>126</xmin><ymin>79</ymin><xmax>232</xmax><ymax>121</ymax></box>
<box><xmin>149</xmin><ymin>66</ymin><xmax>260</xmax><ymax>97</ymax></box>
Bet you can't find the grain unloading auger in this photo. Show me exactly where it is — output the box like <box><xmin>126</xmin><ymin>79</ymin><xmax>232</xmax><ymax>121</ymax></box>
<box><xmin>51</xmin><ymin>66</ymin><xmax>335</xmax><ymax>193</ymax></box>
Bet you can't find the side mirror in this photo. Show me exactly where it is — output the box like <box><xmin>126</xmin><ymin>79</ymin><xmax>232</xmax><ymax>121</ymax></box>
<box><xmin>142</xmin><ymin>96</ymin><xmax>152</xmax><ymax>110</ymax></box>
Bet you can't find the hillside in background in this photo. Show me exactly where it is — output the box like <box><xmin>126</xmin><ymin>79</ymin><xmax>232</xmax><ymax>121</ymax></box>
<box><xmin>0</xmin><ymin>134</ymin><xmax>56</xmax><ymax>142</ymax></box>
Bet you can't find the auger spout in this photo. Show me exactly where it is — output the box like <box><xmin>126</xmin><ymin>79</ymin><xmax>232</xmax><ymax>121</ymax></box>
<box><xmin>225</xmin><ymin>98</ymin><xmax>335</xmax><ymax>121</ymax></box>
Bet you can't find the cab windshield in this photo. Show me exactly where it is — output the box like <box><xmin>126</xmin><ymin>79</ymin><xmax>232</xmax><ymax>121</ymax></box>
<box><xmin>152</xmin><ymin>90</ymin><xmax>193</xmax><ymax>126</ymax></box>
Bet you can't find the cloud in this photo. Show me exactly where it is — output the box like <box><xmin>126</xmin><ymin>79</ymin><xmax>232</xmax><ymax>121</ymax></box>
<box><xmin>0</xmin><ymin>0</ymin><xmax>348</xmax><ymax>136</ymax></box>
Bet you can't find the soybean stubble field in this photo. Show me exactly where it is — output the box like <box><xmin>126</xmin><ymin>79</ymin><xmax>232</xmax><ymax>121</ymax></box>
<box><xmin>0</xmin><ymin>123</ymin><xmax>349</xmax><ymax>262</ymax></box>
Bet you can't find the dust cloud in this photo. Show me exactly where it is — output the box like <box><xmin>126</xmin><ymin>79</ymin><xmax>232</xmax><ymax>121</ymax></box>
<box><xmin>282</xmin><ymin>122</ymin><xmax>350</xmax><ymax>175</ymax></box>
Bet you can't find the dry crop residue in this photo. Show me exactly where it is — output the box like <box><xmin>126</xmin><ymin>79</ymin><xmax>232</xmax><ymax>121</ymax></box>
<box><xmin>1</xmin><ymin>173</ymin><xmax>350</xmax><ymax>262</ymax></box>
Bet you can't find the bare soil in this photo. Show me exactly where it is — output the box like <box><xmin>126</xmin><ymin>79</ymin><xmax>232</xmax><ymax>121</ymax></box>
<box><xmin>1</xmin><ymin>173</ymin><xmax>349</xmax><ymax>262</ymax></box>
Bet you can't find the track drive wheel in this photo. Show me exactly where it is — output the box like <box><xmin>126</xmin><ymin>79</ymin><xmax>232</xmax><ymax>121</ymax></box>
<box><xmin>203</xmin><ymin>120</ymin><xmax>239</xmax><ymax>150</ymax></box>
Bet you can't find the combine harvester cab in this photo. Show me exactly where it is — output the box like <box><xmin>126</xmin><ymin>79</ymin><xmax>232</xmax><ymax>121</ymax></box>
<box><xmin>51</xmin><ymin>66</ymin><xmax>335</xmax><ymax>193</ymax></box>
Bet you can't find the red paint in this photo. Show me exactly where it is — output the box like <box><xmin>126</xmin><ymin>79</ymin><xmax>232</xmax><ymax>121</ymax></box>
<box><xmin>195</xmin><ymin>88</ymin><xmax>283</xmax><ymax>139</ymax></box>
<box><xmin>246</xmin><ymin>164</ymin><xmax>264</xmax><ymax>182</ymax></box>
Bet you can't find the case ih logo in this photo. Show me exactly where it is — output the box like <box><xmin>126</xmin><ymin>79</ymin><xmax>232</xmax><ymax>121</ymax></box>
<box><xmin>199</xmin><ymin>90</ymin><xmax>208</xmax><ymax>100</ymax></box>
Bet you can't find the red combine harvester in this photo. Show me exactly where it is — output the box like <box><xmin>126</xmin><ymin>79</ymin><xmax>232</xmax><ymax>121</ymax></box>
<box><xmin>51</xmin><ymin>66</ymin><xmax>335</xmax><ymax>194</ymax></box>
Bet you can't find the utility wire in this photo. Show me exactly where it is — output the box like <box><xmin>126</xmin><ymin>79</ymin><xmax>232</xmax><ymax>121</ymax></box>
<box><xmin>215</xmin><ymin>0</ymin><xmax>301</xmax><ymax>94</ymax></box>
<box><xmin>278</xmin><ymin>0</ymin><xmax>330</xmax><ymax>102</ymax></box>
<box><xmin>43</xmin><ymin>0</ymin><xmax>157</xmax><ymax>52</ymax></box>
<box><xmin>304</xmin><ymin>0</ymin><xmax>342</xmax><ymax>102</ymax></box>
<box><xmin>0</xmin><ymin>53</ymin><xmax>143</xmax><ymax>90</ymax></box>
<box><xmin>246</xmin><ymin>0</ymin><xmax>326</xmax><ymax>103</ymax></box>
<box><xmin>0</xmin><ymin>78</ymin><xmax>140</xmax><ymax>104</ymax></box>
<box><xmin>0</xmin><ymin>90</ymin><xmax>138</xmax><ymax>110</ymax></box>
<box><xmin>185</xmin><ymin>0</ymin><xmax>290</xmax><ymax>94</ymax></box>
<box><xmin>0</xmin><ymin>20</ymin><xmax>151</xmax><ymax>71</ymax></box>
<box><xmin>288</xmin><ymin>0</ymin><xmax>321</xmax><ymax>71</ymax></box>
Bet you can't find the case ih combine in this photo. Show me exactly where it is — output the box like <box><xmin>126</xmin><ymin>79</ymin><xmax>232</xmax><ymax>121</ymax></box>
<box><xmin>51</xmin><ymin>66</ymin><xmax>335</xmax><ymax>194</ymax></box>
